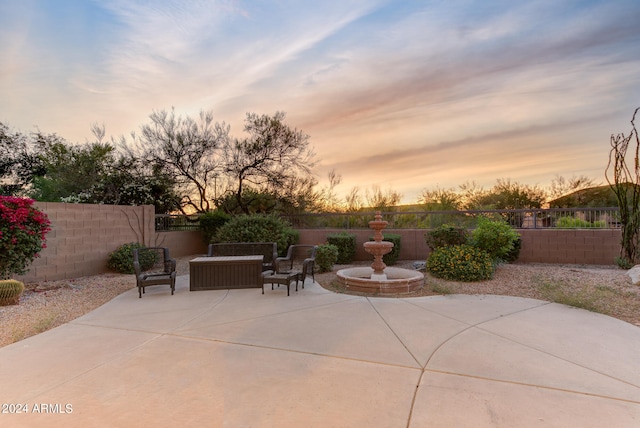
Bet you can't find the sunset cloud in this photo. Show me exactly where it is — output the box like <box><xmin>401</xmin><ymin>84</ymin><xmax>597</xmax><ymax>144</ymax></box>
<box><xmin>1</xmin><ymin>0</ymin><xmax>639</xmax><ymax>203</ymax></box>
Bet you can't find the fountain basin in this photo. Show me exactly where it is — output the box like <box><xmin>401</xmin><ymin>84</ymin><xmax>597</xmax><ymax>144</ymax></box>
<box><xmin>336</xmin><ymin>267</ymin><xmax>424</xmax><ymax>295</ymax></box>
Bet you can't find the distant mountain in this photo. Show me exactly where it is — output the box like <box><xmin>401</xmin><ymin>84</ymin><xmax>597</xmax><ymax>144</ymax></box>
<box><xmin>548</xmin><ymin>184</ymin><xmax>624</xmax><ymax>208</ymax></box>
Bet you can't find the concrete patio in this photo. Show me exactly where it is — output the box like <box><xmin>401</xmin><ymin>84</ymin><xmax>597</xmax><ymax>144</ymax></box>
<box><xmin>0</xmin><ymin>275</ymin><xmax>639</xmax><ymax>427</ymax></box>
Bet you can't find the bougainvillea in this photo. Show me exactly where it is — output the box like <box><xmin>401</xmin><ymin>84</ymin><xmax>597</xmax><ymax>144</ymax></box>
<box><xmin>0</xmin><ymin>196</ymin><xmax>51</xmax><ymax>279</ymax></box>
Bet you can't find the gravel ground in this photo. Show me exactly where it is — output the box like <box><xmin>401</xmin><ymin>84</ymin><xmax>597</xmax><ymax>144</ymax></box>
<box><xmin>1</xmin><ymin>257</ymin><xmax>639</xmax><ymax>348</ymax></box>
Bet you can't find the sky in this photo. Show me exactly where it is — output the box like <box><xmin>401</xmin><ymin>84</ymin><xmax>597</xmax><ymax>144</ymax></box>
<box><xmin>1</xmin><ymin>0</ymin><xmax>640</xmax><ymax>204</ymax></box>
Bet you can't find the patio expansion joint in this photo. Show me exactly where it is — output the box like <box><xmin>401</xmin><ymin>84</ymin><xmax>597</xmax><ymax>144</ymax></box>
<box><xmin>365</xmin><ymin>296</ymin><xmax>422</xmax><ymax>368</ymax></box>
<box><xmin>171</xmin><ymin>296</ymin><xmax>360</xmax><ymax>333</ymax></box>
<box><xmin>472</xmin><ymin>322</ymin><xmax>640</xmax><ymax>391</ymax></box>
<box><xmin>421</xmin><ymin>368</ymin><xmax>640</xmax><ymax>406</ymax></box>
<box><xmin>68</xmin><ymin>290</ymin><xmax>234</xmax><ymax>336</ymax></box>
<box><xmin>164</xmin><ymin>331</ymin><xmax>424</xmax><ymax>372</ymax></box>
<box><xmin>401</xmin><ymin>298</ymin><xmax>553</xmax><ymax>370</ymax></box>
<box><xmin>396</xmin><ymin>298</ymin><xmax>640</xmax><ymax>409</ymax></box>
<box><xmin>400</xmin><ymin>299</ymin><xmax>611</xmax><ymax>425</ymax></box>
<box><xmin>167</xmin><ymin>289</ymin><xmax>232</xmax><ymax>332</ymax></box>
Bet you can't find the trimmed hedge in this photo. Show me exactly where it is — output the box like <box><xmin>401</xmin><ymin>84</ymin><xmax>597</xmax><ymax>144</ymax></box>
<box><xmin>315</xmin><ymin>244</ymin><xmax>339</xmax><ymax>273</ymax></box>
<box><xmin>425</xmin><ymin>224</ymin><xmax>469</xmax><ymax>250</ymax></box>
<box><xmin>326</xmin><ymin>232</ymin><xmax>356</xmax><ymax>264</ymax></box>
<box><xmin>199</xmin><ymin>210</ymin><xmax>231</xmax><ymax>244</ymax></box>
<box><xmin>214</xmin><ymin>214</ymin><xmax>298</xmax><ymax>256</ymax></box>
<box><xmin>470</xmin><ymin>216</ymin><xmax>520</xmax><ymax>262</ymax></box>
<box><xmin>108</xmin><ymin>243</ymin><xmax>157</xmax><ymax>274</ymax></box>
<box><xmin>427</xmin><ymin>244</ymin><xmax>495</xmax><ymax>282</ymax></box>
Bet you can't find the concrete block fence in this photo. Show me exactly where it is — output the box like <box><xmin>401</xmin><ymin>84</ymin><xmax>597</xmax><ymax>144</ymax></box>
<box><xmin>15</xmin><ymin>202</ymin><xmax>622</xmax><ymax>283</ymax></box>
<box><xmin>16</xmin><ymin>202</ymin><xmax>206</xmax><ymax>283</ymax></box>
<box><xmin>295</xmin><ymin>228</ymin><xmax>622</xmax><ymax>266</ymax></box>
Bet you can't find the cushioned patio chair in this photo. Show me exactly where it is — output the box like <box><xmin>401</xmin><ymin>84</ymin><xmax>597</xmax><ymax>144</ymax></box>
<box><xmin>275</xmin><ymin>245</ymin><xmax>317</xmax><ymax>289</ymax></box>
<box><xmin>133</xmin><ymin>247</ymin><xmax>177</xmax><ymax>298</ymax></box>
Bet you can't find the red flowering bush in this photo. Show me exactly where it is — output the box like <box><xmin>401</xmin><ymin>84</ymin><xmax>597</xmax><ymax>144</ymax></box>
<box><xmin>0</xmin><ymin>196</ymin><xmax>51</xmax><ymax>279</ymax></box>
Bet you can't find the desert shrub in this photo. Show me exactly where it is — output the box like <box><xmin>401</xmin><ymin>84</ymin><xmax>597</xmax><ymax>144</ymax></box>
<box><xmin>215</xmin><ymin>214</ymin><xmax>298</xmax><ymax>256</ymax></box>
<box><xmin>0</xmin><ymin>196</ymin><xmax>51</xmax><ymax>279</ymax></box>
<box><xmin>556</xmin><ymin>216</ymin><xmax>605</xmax><ymax>228</ymax></box>
<box><xmin>615</xmin><ymin>256</ymin><xmax>634</xmax><ymax>269</ymax></box>
<box><xmin>199</xmin><ymin>210</ymin><xmax>231</xmax><ymax>244</ymax></box>
<box><xmin>424</xmin><ymin>224</ymin><xmax>469</xmax><ymax>251</ymax></box>
<box><xmin>504</xmin><ymin>236</ymin><xmax>522</xmax><ymax>262</ymax></box>
<box><xmin>108</xmin><ymin>242</ymin><xmax>156</xmax><ymax>274</ymax></box>
<box><xmin>469</xmin><ymin>216</ymin><xmax>520</xmax><ymax>262</ymax></box>
<box><xmin>315</xmin><ymin>244</ymin><xmax>339</xmax><ymax>273</ymax></box>
<box><xmin>370</xmin><ymin>233</ymin><xmax>401</xmax><ymax>265</ymax></box>
<box><xmin>0</xmin><ymin>279</ymin><xmax>25</xmax><ymax>306</ymax></box>
<box><xmin>326</xmin><ymin>232</ymin><xmax>356</xmax><ymax>264</ymax></box>
<box><xmin>427</xmin><ymin>244</ymin><xmax>495</xmax><ymax>282</ymax></box>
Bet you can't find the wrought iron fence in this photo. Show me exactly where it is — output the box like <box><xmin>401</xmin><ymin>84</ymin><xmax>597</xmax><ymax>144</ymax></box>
<box><xmin>279</xmin><ymin>207</ymin><xmax>622</xmax><ymax>230</ymax></box>
<box><xmin>155</xmin><ymin>214</ymin><xmax>201</xmax><ymax>231</ymax></box>
<box><xmin>155</xmin><ymin>207</ymin><xmax>621</xmax><ymax>231</ymax></box>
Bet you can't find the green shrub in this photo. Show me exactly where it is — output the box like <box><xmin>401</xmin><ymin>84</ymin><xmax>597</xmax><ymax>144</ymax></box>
<box><xmin>556</xmin><ymin>216</ymin><xmax>605</xmax><ymax>228</ymax></box>
<box><xmin>199</xmin><ymin>210</ymin><xmax>231</xmax><ymax>244</ymax></box>
<box><xmin>427</xmin><ymin>244</ymin><xmax>495</xmax><ymax>282</ymax></box>
<box><xmin>425</xmin><ymin>224</ymin><xmax>469</xmax><ymax>250</ymax></box>
<box><xmin>326</xmin><ymin>232</ymin><xmax>357</xmax><ymax>264</ymax></box>
<box><xmin>504</xmin><ymin>236</ymin><xmax>522</xmax><ymax>262</ymax></box>
<box><xmin>469</xmin><ymin>216</ymin><xmax>520</xmax><ymax>262</ymax></box>
<box><xmin>214</xmin><ymin>214</ymin><xmax>298</xmax><ymax>256</ymax></box>
<box><xmin>108</xmin><ymin>242</ymin><xmax>156</xmax><ymax>274</ymax></box>
<box><xmin>315</xmin><ymin>244</ymin><xmax>339</xmax><ymax>273</ymax></box>
<box><xmin>615</xmin><ymin>256</ymin><xmax>634</xmax><ymax>269</ymax></box>
<box><xmin>370</xmin><ymin>233</ymin><xmax>401</xmax><ymax>265</ymax></box>
<box><xmin>0</xmin><ymin>279</ymin><xmax>25</xmax><ymax>306</ymax></box>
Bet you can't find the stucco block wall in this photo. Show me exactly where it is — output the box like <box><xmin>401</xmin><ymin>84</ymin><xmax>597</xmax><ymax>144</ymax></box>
<box><xmin>17</xmin><ymin>203</ymin><xmax>155</xmax><ymax>282</ymax></box>
<box><xmin>297</xmin><ymin>228</ymin><xmax>622</xmax><ymax>265</ymax></box>
<box><xmin>516</xmin><ymin>229</ymin><xmax>621</xmax><ymax>265</ymax></box>
<box><xmin>16</xmin><ymin>203</ymin><xmax>208</xmax><ymax>283</ymax></box>
<box><xmin>15</xmin><ymin>202</ymin><xmax>623</xmax><ymax>283</ymax></box>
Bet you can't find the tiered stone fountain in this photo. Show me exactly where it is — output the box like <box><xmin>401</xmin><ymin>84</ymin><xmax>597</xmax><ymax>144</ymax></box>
<box><xmin>336</xmin><ymin>211</ymin><xmax>424</xmax><ymax>295</ymax></box>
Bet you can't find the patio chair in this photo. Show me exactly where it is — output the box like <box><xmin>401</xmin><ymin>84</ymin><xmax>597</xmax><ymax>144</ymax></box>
<box><xmin>275</xmin><ymin>245</ymin><xmax>317</xmax><ymax>289</ymax></box>
<box><xmin>133</xmin><ymin>247</ymin><xmax>177</xmax><ymax>298</ymax></box>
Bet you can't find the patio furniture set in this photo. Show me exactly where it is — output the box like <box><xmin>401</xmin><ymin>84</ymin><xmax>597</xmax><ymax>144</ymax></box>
<box><xmin>133</xmin><ymin>243</ymin><xmax>316</xmax><ymax>298</ymax></box>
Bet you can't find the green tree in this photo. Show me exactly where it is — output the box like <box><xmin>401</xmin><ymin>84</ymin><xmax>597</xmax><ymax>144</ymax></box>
<box><xmin>0</xmin><ymin>123</ymin><xmax>46</xmax><ymax>196</ymax></box>
<box><xmin>30</xmin><ymin>138</ymin><xmax>115</xmax><ymax>202</ymax></box>
<box><xmin>365</xmin><ymin>185</ymin><xmax>403</xmax><ymax>211</ymax></box>
<box><xmin>468</xmin><ymin>178</ymin><xmax>546</xmax><ymax>210</ymax></box>
<box><xmin>217</xmin><ymin>189</ymin><xmax>279</xmax><ymax>214</ymax></box>
<box><xmin>418</xmin><ymin>186</ymin><xmax>461</xmax><ymax>210</ymax></box>
<box><xmin>11</xmin><ymin>124</ymin><xmax>181</xmax><ymax>213</ymax></box>
<box><xmin>223</xmin><ymin>112</ymin><xmax>316</xmax><ymax>214</ymax></box>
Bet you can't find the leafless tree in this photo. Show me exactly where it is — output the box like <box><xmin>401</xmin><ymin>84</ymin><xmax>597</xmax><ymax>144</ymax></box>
<box><xmin>605</xmin><ymin>107</ymin><xmax>640</xmax><ymax>265</ymax></box>
<box><xmin>135</xmin><ymin>108</ymin><xmax>229</xmax><ymax>213</ymax></box>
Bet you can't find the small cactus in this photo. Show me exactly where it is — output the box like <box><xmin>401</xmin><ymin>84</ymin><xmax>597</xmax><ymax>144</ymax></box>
<box><xmin>0</xmin><ymin>279</ymin><xmax>25</xmax><ymax>306</ymax></box>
